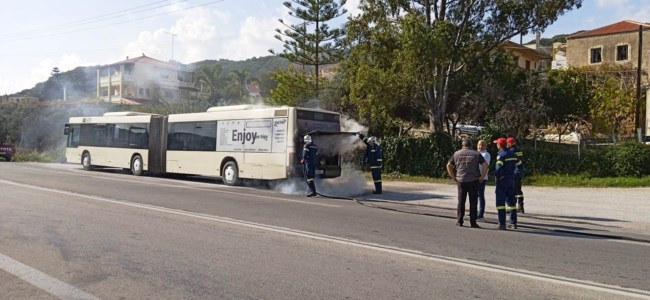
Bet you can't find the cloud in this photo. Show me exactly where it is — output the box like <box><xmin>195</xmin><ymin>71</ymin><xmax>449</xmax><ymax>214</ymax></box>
<box><xmin>344</xmin><ymin>0</ymin><xmax>362</xmax><ymax>18</ymax></box>
<box><xmin>595</xmin><ymin>0</ymin><xmax>630</xmax><ymax>8</ymax></box>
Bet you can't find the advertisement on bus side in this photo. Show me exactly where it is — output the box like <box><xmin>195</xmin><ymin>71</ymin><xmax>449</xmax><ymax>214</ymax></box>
<box><xmin>217</xmin><ymin>118</ymin><xmax>287</xmax><ymax>152</ymax></box>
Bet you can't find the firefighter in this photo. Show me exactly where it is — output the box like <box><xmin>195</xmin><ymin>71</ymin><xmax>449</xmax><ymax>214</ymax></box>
<box><xmin>493</xmin><ymin>137</ymin><xmax>518</xmax><ymax>230</ymax></box>
<box><xmin>507</xmin><ymin>137</ymin><xmax>525</xmax><ymax>213</ymax></box>
<box><xmin>300</xmin><ymin>134</ymin><xmax>318</xmax><ymax>197</ymax></box>
<box><xmin>357</xmin><ymin>133</ymin><xmax>383</xmax><ymax>194</ymax></box>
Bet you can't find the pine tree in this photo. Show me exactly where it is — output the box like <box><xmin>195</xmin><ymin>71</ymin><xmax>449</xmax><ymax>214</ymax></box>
<box><xmin>270</xmin><ymin>0</ymin><xmax>347</xmax><ymax>105</ymax></box>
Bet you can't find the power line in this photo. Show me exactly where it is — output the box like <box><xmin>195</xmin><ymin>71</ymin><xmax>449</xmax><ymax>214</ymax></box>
<box><xmin>0</xmin><ymin>0</ymin><xmax>177</xmax><ymax>38</ymax></box>
<box><xmin>0</xmin><ymin>0</ymin><xmax>226</xmax><ymax>43</ymax></box>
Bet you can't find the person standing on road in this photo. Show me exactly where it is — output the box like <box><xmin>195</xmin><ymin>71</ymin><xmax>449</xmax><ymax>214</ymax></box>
<box><xmin>507</xmin><ymin>137</ymin><xmax>525</xmax><ymax>213</ymax></box>
<box><xmin>357</xmin><ymin>133</ymin><xmax>383</xmax><ymax>194</ymax></box>
<box><xmin>477</xmin><ymin>140</ymin><xmax>491</xmax><ymax>221</ymax></box>
<box><xmin>494</xmin><ymin>137</ymin><xmax>518</xmax><ymax>230</ymax></box>
<box><xmin>446</xmin><ymin>138</ymin><xmax>489</xmax><ymax>228</ymax></box>
<box><xmin>301</xmin><ymin>134</ymin><xmax>318</xmax><ymax>197</ymax></box>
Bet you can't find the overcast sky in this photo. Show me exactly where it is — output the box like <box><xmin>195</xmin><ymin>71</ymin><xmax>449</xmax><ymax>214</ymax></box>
<box><xmin>1</xmin><ymin>0</ymin><xmax>650</xmax><ymax>96</ymax></box>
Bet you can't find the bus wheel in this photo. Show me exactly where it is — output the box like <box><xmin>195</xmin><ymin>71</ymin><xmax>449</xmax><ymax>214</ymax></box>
<box><xmin>131</xmin><ymin>155</ymin><xmax>143</xmax><ymax>176</ymax></box>
<box><xmin>82</xmin><ymin>152</ymin><xmax>92</xmax><ymax>171</ymax></box>
<box><xmin>222</xmin><ymin>161</ymin><xmax>239</xmax><ymax>186</ymax></box>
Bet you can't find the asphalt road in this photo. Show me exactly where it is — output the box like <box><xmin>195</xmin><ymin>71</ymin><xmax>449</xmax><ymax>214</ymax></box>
<box><xmin>1</xmin><ymin>162</ymin><xmax>649</xmax><ymax>299</ymax></box>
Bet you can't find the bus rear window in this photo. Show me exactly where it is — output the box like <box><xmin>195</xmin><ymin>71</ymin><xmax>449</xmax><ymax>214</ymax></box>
<box><xmin>297</xmin><ymin>110</ymin><xmax>340</xmax><ymax>122</ymax></box>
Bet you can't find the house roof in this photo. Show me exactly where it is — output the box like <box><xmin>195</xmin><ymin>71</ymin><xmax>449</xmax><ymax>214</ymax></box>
<box><xmin>567</xmin><ymin>20</ymin><xmax>650</xmax><ymax>40</ymax></box>
<box><xmin>107</xmin><ymin>55</ymin><xmax>167</xmax><ymax>66</ymax></box>
<box><xmin>500</xmin><ymin>41</ymin><xmax>551</xmax><ymax>60</ymax></box>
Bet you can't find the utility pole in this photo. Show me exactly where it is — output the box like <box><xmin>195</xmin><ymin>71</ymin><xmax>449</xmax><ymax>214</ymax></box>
<box><xmin>636</xmin><ymin>25</ymin><xmax>643</xmax><ymax>141</ymax></box>
<box><xmin>164</xmin><ymin>31</ymin><xmax>177</xmax><ymax>61</ymax></box>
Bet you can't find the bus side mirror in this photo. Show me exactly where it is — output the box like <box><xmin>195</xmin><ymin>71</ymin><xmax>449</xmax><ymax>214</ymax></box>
<box><xmin>64</xmin><ymin>125</ymin><xmax>71</xmax><ymax>135</ymax></box>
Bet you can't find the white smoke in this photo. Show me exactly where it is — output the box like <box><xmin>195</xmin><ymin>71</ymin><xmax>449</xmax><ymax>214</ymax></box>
<box><xmin>270</xmin><ymin>165</ymin><xmax>368</xmax><ymax>198</ymax></box>
<box><xmin>271</xmin><ymin>115</ymin><xmax>371</xmax><ymax>197</ymax></box>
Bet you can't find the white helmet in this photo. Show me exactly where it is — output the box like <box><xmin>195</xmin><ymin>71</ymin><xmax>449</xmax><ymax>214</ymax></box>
<box><xmin>303</xmin><ymin>135</ymin><xmax>312</xmax><ymax>143</ymax></box>
<box><xmin>368</xmin><ymin>136</ymin><xmax>377</xmax><ymax>144</ymax></box>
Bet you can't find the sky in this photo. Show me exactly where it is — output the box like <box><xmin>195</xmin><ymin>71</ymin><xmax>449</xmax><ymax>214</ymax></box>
<box><xmin>1</xmin><ymin>0</ymin><xmax>650</xmax><ymax>96</ymax></box>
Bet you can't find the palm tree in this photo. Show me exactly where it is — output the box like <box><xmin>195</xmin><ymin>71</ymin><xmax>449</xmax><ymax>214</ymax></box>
<box><xmin>195</xmin><ymin>64</ymin><xmax>223</xmax><ymax>104</ymax></box>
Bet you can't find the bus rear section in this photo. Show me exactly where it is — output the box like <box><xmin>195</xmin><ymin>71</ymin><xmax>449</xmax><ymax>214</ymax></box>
<box><xmin>295</xmin><ymin>108</ymin><xmax>342</xmax><ymax>179</ymax></box>
<box><xmin>64</xmin><ymin>112</ymin><xmax>159</xmax><ymax>175</ymax></box>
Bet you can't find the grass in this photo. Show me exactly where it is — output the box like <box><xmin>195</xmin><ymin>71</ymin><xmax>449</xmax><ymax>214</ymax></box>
<box><xmin>526</xmin><ymin>175</ymin><xmax>650</xmax><ymax>188</ymax></box>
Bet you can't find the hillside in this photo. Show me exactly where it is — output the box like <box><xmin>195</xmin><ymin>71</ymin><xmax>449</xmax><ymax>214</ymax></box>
<box><xmin>9</xmin><ymin>55</ymin><xmax>291</xmax><ymax>101</ymax></box>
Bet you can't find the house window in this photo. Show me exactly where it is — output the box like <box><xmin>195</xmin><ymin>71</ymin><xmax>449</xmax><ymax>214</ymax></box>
<box><xmin>525</xmin><ymin>60</ymin><xmax>531</xmax><ymax>70</ymax></box>
<box><xmin>139</xmin><ymin>88</ymin><xmax>144</xmax><ymax>96</ymax></box>
<box><xmin>590</xmin><ymin>47</ymin><xmax>602</xmax><ymax>64</ymax></box>
<box><xmin>617</xmin><ymin>45</ymin><xmax>629</xmax><ymax>61</ymax></box>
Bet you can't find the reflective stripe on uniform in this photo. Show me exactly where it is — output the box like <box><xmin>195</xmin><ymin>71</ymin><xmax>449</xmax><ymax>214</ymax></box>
<box><xmin>370</xmin><ymin>166</ymin><xmax>382</xmax><ymax>169</ymax></box>
<box><xmin>376</xmin><ymin>159</ymin><xmax>383</xmax><ymax>161</ymax></box>
<box><xmin>496</xmin><ymin>161</ymin><xmax>504</xmax><ymax>165</ymax></box>
<box><xmin>516</xmin><ymin>161</ymin><xmax>522</xmax><ymax>166</ymax></box>
<box><xmin>496</xmin><ymin>206</ymin><xmax>506</xmax><ymax>210</ymax></box>
<box><xmin>506</xmin><ymin>205</ymin><xmax>517</xmax><ymax>211</ymax></box>
<box><xmin>371</xmin><ymin>150</ymin><xmax>376</xmax><ymax>152</ymax></box>
<box><xmin>307</xmin><ymin>179</ymin><xmax>313</xmax><ymax>182</ymax></box>
<box><xmin>374</xmin><ymin>180</ymin><xmax>382</xmax><ymax>183</ymax></box>
<box><xmin>505</xmin><ymin>158</ymin><xmax>518</xmax><ymax>162</ymax></box>
<box><xmin>516</xmin><ymin>151</ymin><xmax>523</xmax><ymax>156</ymax></box>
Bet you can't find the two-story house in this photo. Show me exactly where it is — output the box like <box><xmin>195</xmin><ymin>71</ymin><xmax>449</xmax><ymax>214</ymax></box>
<box><xmin>565</xmin><ymin>20</ymin><xmax>650</xmax><ymax>139</ymax></box>
<box><xmin>96</xmin><ymin>55</ymin><xmax>198</xmax><ymax>104</ymax></box>
<box><xmin>566</xmin><ymin>20</ymin><xmax>650</xmax><ymax>69</ymax></box>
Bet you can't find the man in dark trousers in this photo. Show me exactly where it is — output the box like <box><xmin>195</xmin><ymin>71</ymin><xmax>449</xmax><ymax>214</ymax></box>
<box><xmin>446</xmin><ymin>138</ymin><xmax>489</xmax><ymax>228</ymax></box>
<box><xmin>300</xmin><ymin>134</ymin><xmax>318</xmax><ymax>197</ymax></box>
<box><xmin>494</xmin><ymin>137</ymin><xmax>518</xmax><ymax>230</ymax></box>
<box><xmin>507</xmin><ymin>137</ymin><xmax>525</xmax><ymax>213</ymax></box>
<box><xmin>357</xmin><ymin>133</ymin><xmax>383</xmax><ymax>194</ymax></box>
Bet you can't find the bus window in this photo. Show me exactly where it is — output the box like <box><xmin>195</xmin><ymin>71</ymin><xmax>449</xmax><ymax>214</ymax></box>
<box><xmin>128</xmin><ymin>125</ymin><xmax>149</xmax><ymax>148</ymax></box>
<box><xmin>67</xmin><ymin>124</ymin><xmax>80</xmax><ymax>148</ymax></box>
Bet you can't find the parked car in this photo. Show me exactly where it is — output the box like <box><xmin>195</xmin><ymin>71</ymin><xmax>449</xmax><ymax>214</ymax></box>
<box><xmin>453</xmin><ymin>124</ymin><xmax>485</xmax><ymax>136</ymax></box>
<box><xmin>0</xmin><ymin>143</ymin><xmax>16</xmax><ymax>161</ymax></box>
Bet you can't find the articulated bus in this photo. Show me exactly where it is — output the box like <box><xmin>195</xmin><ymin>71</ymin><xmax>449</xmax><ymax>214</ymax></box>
<box><xmin>64</xmin><ymin>105</ymin><xmax>342</xmax><ymax>185</ymax></box>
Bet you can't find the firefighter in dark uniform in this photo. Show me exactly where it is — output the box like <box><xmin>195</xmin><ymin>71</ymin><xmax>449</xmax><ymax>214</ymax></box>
<box><xmin>301</xmin><ymin>134</ymin><xmax>318</xmax><ymax>197</ymax></box>
<box><xmin>507</xmin><ymin>137</ymin><xmax>525</xmax><ymax>213</ymax></box>
<box><xmin>357</xmin><ymin>133</ymin><xmax>383</xmax><ymax>194</ymax></box>
<box><xmin>494</xmin><ymin>138</ymin><xmax>518</xmax><ymax>230</ymax></box>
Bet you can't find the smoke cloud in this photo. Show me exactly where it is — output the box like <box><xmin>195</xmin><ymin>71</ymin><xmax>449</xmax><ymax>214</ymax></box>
<box><xmin>271</xmin><ymin>115</ymin><xmax>371</xmax><ymax>197</ymax></box>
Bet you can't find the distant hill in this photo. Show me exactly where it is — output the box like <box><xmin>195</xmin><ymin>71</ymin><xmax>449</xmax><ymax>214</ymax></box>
<box><xmin>525</xmin><ymin>31</ymin><xmax>587</xmax><ymax>47</ymax></box>
<box><xmin>9</xmin><ymin>55</ymin><xmax>291</xmax><ymax>101</ymax></box>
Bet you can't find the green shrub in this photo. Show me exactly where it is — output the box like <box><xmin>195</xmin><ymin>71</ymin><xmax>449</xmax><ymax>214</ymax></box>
<box><xmin>382</xmin><ymin>133</ymin><xmax>455</xmax><ymax>177</ymax></box>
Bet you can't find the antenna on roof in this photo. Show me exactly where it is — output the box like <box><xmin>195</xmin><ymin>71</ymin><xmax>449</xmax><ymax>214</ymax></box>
<box><xmin>164</xmin><ymin>30</ymin><xmax>178</xmax><ymax>61</ymax></box>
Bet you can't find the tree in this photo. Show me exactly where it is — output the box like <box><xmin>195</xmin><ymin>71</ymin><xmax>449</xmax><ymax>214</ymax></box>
<box><xmin>543</xmin><ymin>67</ymin><xmax>592</xmax><ymax>143</ymax></box>
<box><xmin>268</xmin><ymin>67</ymin><xmax>318</xmax><ymax>107</ymax></box>
<box><xmin>588</xmin><ymin>65</ymin><xmax>638</xmax><ymax>143</ymax></box>
<box><xmin>345</xmin><ymin>0</ymin><xmax>582</xmax><ymax>132</ymax></box>
<box><xmin>270</xmin><ymin>0</ymin><xmax>348</xmax><ymax>104</ymax></box>
<box><xmin>195</xmin><ymin>64</ymin><xmax>224</xmax><ymax>105</ymax></box>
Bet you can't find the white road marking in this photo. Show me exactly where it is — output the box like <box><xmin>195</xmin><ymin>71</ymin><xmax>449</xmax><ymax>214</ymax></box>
<box><xmin>9</xmin><ymin>166</ymin><xmax>341</xmax><ymax>208</ymax></box>
<box><xmin>3</xmin><ymin>179</ymin><xmax>650</xmax><ymax>299</ymax></box>
<box><xmin>0</xmin><ymin>253</ymin><xmax>99</xmax><ymax>300</ymax></box>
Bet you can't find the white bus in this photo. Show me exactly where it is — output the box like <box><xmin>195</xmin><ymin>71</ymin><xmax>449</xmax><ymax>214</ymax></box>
<box><xmin>64</xmin><ymin>105</ymin><xmax>343</xmax><ymax>185</ymax></box>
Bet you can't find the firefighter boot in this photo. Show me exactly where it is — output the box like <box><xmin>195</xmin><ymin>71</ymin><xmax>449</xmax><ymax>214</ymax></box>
<box><xmin>373</xmin><ymin>182</ymin><xmax>382</xmax><ymax>194</ymax></box>
<box><xmin>517</xmin><ymin>197</ymin><xmax>525</xmax><ymax>214</ymax></box>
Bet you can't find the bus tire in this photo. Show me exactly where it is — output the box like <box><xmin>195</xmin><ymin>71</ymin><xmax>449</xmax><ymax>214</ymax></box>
<box><xmin>82</xmin><ymin>152</ymin><xmax>92</xmax><ymax>171</ymax></box>
<box><xmin>222</xmin><ymin>161</ymin><xmax>239</xmax><ymax>186</ymax></box>
<box><xmin>131</xmin><ymin>154</ymin><xmax>143</xmax><ymax>176</ymax></box>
